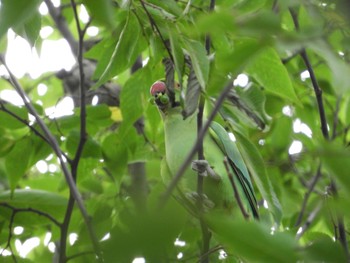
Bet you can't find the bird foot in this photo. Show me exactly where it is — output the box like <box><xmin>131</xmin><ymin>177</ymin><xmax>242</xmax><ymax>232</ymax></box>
<box><xmin>186</xmin><ymin>192</ymin><xmax>215</xmax><ymax>210</ymax></box>
<box><xmin>191</xmin><ymin>160</ymin><xmax>220</xmax><ymax>180</ymax></box>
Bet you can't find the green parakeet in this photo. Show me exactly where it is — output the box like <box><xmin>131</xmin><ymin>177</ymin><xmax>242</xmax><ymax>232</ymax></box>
<box><xmin>150</xmin><ymin>81</ymin><xmax>259</xmax><ymax>219</ymax></box>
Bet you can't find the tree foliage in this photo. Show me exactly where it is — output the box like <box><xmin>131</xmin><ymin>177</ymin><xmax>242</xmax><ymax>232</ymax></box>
<box><xmin>0</xmin><ymin>0</ymin><xmax>349</xmax><ymax>262</ymax></box>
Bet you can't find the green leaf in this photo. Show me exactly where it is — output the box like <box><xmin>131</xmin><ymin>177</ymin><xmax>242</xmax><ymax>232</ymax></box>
<box><xmin>94</xmin><ymin>12</ymin><xmax>143</xmax><ymax>87</ymax></box>
<box><xmin>66</xmin><ymin>131</ymin><xmax>102</xmax><ymax>159</ymax></box>
<box><xmin>210</xmin><ymin>121</ymin><xmax>259</xmax><ymax>218</ymax></box>
<box><xmin>0</xmin><ymin>135</ymin><xmax>14</xmax><ymax>157</ymax></box>
<box><xmin>0</xmin><ymin>190</ymin><xmax>65</xmax><ymax>208</ymax></box>
<box><xmin>184</xmin><ymin>39</ymin><xmax>209</xmax><ymax>89</ymax></box>
<box><xmin>207</xmin><ymin>216</ymin><xmax>298</xmax><ymax>262</ymax></box>
<box><xmin>103</xmin><ymin>196</ymin><xmax>187</xmax><ymax>262</ymax></box>
<box><xmin>168</xmin><ymin>24</ymin><xmax>184</xmax><ymax>83</ymax></box>
<box><xmin>235</xmin><ymin>131</ymin><xmax>283</xmax><ymax>223</ymax></box>
<box><xmin>182</xmin><ymin>67</ymin><xmax>201</xmax><ymax>118</ymax></box>
<box><xmin>0</xmin><ymin>0</ymin><xmax>42</xmax><ymax>41</ymax></box>
<box><xmin>301</xmin><ymin>235</ymin><xmax>347</xmax><ymax>262</ymax></box>
<box><xmin>320</xmin><ymin>142</ymin><xmax>350</xmax><ymax>196</ymax></box>
<box><xmin>246</xmin><ymin>47</ymin><xmax>300</xmax><ymax>103</ymax></box>
<box><xmin>5</xmin><ymin>137</ymin><xmax>32</xmax><ymax>191</ymax></box>
<box><xmin>0</xmin><ymin>104</ymin><xmax>28</xmax><ymax>130</ymax></box>
<box><xmin>0</xmin><ymin>189</ymin><xmax>67</xmax><ymax>218</ymax></box>
<box><xmin>120</xmin><ymin>67</ymin><xmax>151</xmax><ymax>127</ymax></box>
<box><xmin>215</xmin><ymin>39</ymin><xmax>264</xmax><ymax>80</ymax></box>
<box><xmin>13</xmin><ymin>10</ymin><xmax>41</xmax><ymax>46</ymax></box>
<box><xmin>309</xmin><ymin>40</ymin><xmax>350</xmax><ymax>95</ymax></box>
<box><xmin>102</xmin><ymin>133</ymin><xmax>128</xmax><ymax>175</ymax></box>
<box><xmin>82</xmin><ymin>0</ymin><xmax>116</xmax><ymax>28</ymax></box>
<box><xmin>223</xmin><ymin>85</ymin><xmax>271</xmax><ymax>130</ymax></box>
<box><xmin>86</xmin><ymin>104</ymin><xmax>114</xmax><ymax>134</ymax></box>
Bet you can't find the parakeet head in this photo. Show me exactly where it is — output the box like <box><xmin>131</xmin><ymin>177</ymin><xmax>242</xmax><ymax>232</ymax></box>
<box><xmin>150</xmin><ymin>80</ymin><xmax>171</xmax><ymax>112</ymax></box>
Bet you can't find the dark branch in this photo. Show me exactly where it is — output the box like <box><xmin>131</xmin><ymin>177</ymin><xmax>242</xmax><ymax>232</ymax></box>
<box><xmin>197</xmin><ymin>0</ymin><xmax>215</xmax><ymax>256</ymax></box>
<box><xmin>289</xmin><ymin>8</ymin><xmax>329</xmax><ymax>139</ymax></box>
<box><xmin>300</xmin><ymin>49</ymin><xmax>329</xmax><ymax>139</ymax></box>
<box><xmin>140</xmin><ymin>0</ymin><xmax>174</xmax><ymax>63</ymax></box>
<box><xmin>296</xmin><ymin>201</ymin><xmax>322</xmax><ymax>239</ymax></box>
<box><xmin>0</xmin><ymin>203</ymin><xmax>61</xmax><ymax>227</ymax></box>
<box><xmin>289</xmin><ymin>8</ymin><xmax>349</xmax><ymax>259</ymax></box>
<box><xmin>294</xmin><ymin>164</ymin><xmax>322</xmax><ymax>227</ymax></box>
<box><xmin>0</xmin><ymin>100</ymin><xmax>50</xmax><ymax>144</ymax></box>
<box><xmin>44</xmin><ymin>0</ymin><xmax>79</xmax><ymax>56</ymax></box>
<box><xmin>58</xmin><ymin>2</ymin><xmax>102</xmax><ymax>262</ymax></box>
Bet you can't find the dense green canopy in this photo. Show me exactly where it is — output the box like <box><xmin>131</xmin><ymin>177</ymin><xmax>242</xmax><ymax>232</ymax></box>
<box><xmin>0</xmin><ymin>0</ymin><xmax>349</xmax><ymax>262</ymax></box>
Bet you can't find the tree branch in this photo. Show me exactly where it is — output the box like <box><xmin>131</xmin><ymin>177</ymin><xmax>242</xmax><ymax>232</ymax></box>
<box><xmin>0</xmin><ymin>203</ymin><xmax>61</xmax><ymax>227</ymax></box>
<box><xmin>0</xmin><ymin>210</ymin><xmax>17</xmax><ymax>262</ymax></box>
<box><xmin>140</xmin><ymin>0</ymin><xmax>174</xmax><ymax>63</ymax></box>
<box><xmin>57</xmin><ymin>2</ymin><xmax>101</xmax><ymax>262</ymax></box>
<box><xmin>289</xmin><ymin>7</ymin><xmax>349</xmax><ymax>259</ymax></box>
<box><xmin>44</xmin><ymin>0</ymin><xmax>79</xmax><ymax>56</ymax></box>
<box><xmin>0</xmin><ymin>54</ymin><xmax>95</xmax><ymax>262</ymax></box>
<box><xmin>289</xmin><ymin>8</ymin><xmax>329</xmax><ymax>139</ymax></box>
<box><xmin>296</xmin><ymin>201</ymin><xmax>322</xmax><ymax>240</ymax></box>
<box><xmin>197</xmin><ymin>2</ymin><xmax>215</xmax><ymax>259</ymax></box>
<box><xmin>0</xmin><ymin>100</ymin><xmax>50</xmax><ymax>144</ymax></box>
<box><xmin>294</xmin><ymin>164</ymin><xmax>322</xmax><ymax>227</ymax></box>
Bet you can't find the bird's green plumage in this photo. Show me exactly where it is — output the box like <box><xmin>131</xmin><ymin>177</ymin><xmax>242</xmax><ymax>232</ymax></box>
<box><xmin>159</xmin><ymin>106</ymin><xmax>259</xmax><ymax>219</ymax></box>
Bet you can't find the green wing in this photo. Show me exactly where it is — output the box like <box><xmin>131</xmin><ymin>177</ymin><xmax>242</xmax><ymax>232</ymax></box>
<box><xmin>209</xmin><ymin>121</ymin><xmax>259</xmax><ymax>219</ymax></box>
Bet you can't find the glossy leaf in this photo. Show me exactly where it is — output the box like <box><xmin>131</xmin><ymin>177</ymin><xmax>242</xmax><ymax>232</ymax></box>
<box><xmin>246</xmin><ymin>47</ymin><xmax>299</xmax><ymax>103</ymax></box>
<box><xmin>182</xmin><ymin>67</ymin><xmax>201</xmax><ymax>118</ymax></box>
<box><xmin>184</xmin><ymin>39</ymin><xmax>209</xmax><ymax>89</ymax></box>
<box><xmin>207</xmin><ymin>216</ymin><xmax>298</xmax><ymax>263</ymax></box>
<box><xmin>0</xmin><ymin>104</ymin><xmax>28</xmax><ymax>130</ymax></box>
<box><xmin>235</xmin><ymin>131</ymin><xmax>282</xmax><ymax>223</ymax></box>
<box><xmin>94</xmin><ymin>12</ymin><xmax>143</xmax><ymax>87</ymax></box>
<box><xmin>83</xmin><ymin>0</ymin><xmax>116</xmax><ymax>28</ymax></box>
<box><xmin>0</xmin><ymin>0</ymin><xmax>41</xmax><ymax>40</ymax></box>
<box><xmin>5</xmin><ymin>137</ymin><xmax>32</xmax><ymax>191</ymax></box>
<box><xmin>0</xmin><ymin>189</ymin><xmax>67</xmax><ymax>218</ymax></box>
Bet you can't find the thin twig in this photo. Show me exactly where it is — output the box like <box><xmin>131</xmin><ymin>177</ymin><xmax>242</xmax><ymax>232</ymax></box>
<box><xmin>289</xmin><ymin>8</ymin><xmax>349</xmax><ymax>259</ymax></box>
<box><xmin>294</xmin><ymin>164</ymin><xmax>322</xmax><ymax>227</ymax></box>
<box><xmin>289</xmin><ymin>8</ymin><xmax>329</xmax><ymax>139</ymax></box>
<box><xmin>0</xmin><ymin>203</ymin><xmax>61</xmax><ymax>227</ymax></box>
<box><xmin>44</xmin><ymin>0</ymin><xmax>78</xmax><ymax>56</ymax></box>
<box><xmin>223</xmin><ymin>158</ymin><xmax>249</xmax><ymax>220</ymax></box>
<box><xmin>197</xmin><ymin>245</ymin><xmax>224</xmax><ymax>263</ymax></box>
<box><xmin>0</xmin><ymin>211</ymin><xmax>17</xmax><ymax>262</ymax></box>
<box><xmin>159</xmin><ymin>81</ymin><xmax>234</xmax><ymax>208</ymax></box>
<box><xmin>66</xmin><ymin>250</ymin><xmax>95</xmax><ymax>261</ymax></box>
<box><xmin>296</xmin><ymin>201</ymin><xmax>322</xmax><ymax>240</ymax></box>
<box><xmin>140</xmin><ymin>0</ymin><xmax>174</xmax><ymax>63</ymax></box>
<box><xmin>58</xmin><ymin>1</ymin><xmax>101</xmax><ymax>262</ymax></box>
<box><xmin>0</xmin><ymin>100</ymin><xmax>50</xmax><ymax>144</ymax></box>
<box><xmin>196</xmin><ymin>96</ymin><xmax>211</xmax><ymax>263</ymax></box>
<box><xmin>197</xmin><ymin>2</ymin><xmax>215</xmax><ymax>258</ymax></box>
<box><xmin>300</xmin><ymin>49</ymin><xmax>329</xmax><ymax>139</ymax></box>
